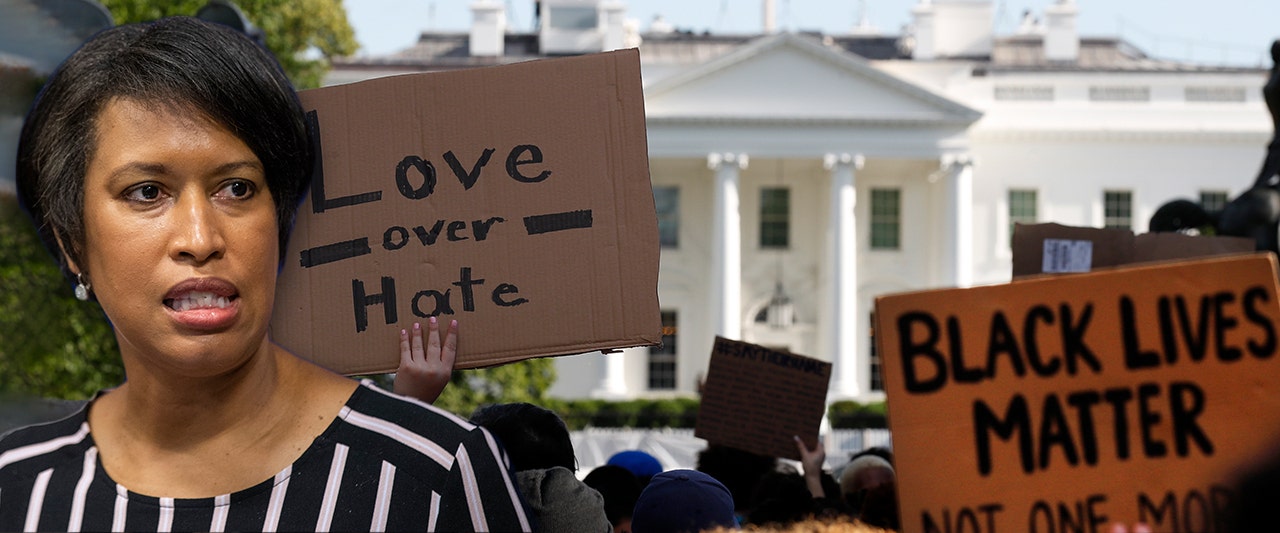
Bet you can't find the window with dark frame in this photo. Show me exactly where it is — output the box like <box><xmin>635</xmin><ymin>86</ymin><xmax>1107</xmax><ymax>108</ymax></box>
<box><xmin>648</xmin><ymin>311</ymin><xmax>677</xmax><ymax>390</ymax></box>
<box><xmin>1200</xmin><ymin>190</ymin><xmax>1229</xmax><ymax>213</ymax></box>
<box><xmin>760</xmin><ymin>187</ymin><xmax>790</xmax><ymax>249</ymax></box>
<box><xmin>869</xmin><ymin>312</ymin><xmax>883</xmax><ymax>392</ymax></box>
<box><xmin>1008</xmin><ymin>189</ymin><xmax>1037</xmax><ymax>246</ymax></box>
<box><xmin>1104</xmin><ymin>190</ymin><xmax>1133</xmax><ymax>230</ymax></box>
<box><xmin>653</xmin><ymin>186</ymin><xmax>679</xmax><ymax>248</ymax></box>
<box><xmin>870</xmin><ymin>188</ymin><xmax>901</xmax><ymax>250</ymax></box>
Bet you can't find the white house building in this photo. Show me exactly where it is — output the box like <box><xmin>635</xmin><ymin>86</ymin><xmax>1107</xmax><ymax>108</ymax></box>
<box><xmin>328</xmin><ymin>0</ymin><xmax>1272</xmax><ymax>403</ymax></box>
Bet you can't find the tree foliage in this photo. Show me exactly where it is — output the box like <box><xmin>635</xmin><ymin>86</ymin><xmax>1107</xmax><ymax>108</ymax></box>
<box><xmin>100</xmin><ymin>0</ymin><xmax>357</xmax><ymax>89</ymax></box>
<box><xmin>0</xmin><ymin>193</ymin><xmax>122</xmax><ymax>399</ymax></box>
<box><xmin>429</xmin><ymin>358</ymin><xmax>558</xmax><ymax>419</ymax></box>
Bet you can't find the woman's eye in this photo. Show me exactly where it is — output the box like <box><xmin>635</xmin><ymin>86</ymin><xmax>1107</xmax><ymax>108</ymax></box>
<box><xmin>219</xmin><ymin>180</ymin><xmax>256</xmax><ymax>199</ymax></box>
<box><xmin>124</xmin><ymin>184</ymin><xmax>162</xmax><ymax>202</ymax></box>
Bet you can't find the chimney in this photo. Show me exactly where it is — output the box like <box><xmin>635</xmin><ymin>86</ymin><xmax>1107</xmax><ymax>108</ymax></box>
<box><xmin>763</xmin><ymin>0</ymin><xmax>776</xmax><ymax>34</ymax></box>
<box><xmin>1043</xmin><ymin>0</ymin><xmax>1079</xmax><ymax>62</ymax></box>
<box><xmin>600</xmin><ymin>1</ymin><xmax>627</xmax><ymax>50</ymax></box>
<box><xmin>911</xmin><ymin>0</ymin><xmax>992</xmax><ymax>60</ymax></box>
<box><xmin>469</xmin><ymin>1</ymin><xmax>505</xmax><ymax>57</ymax></box>
<box><xmin>911</xmin><ymin>1</ymin><xmax>937</xmax><ymax>60</ymax></box>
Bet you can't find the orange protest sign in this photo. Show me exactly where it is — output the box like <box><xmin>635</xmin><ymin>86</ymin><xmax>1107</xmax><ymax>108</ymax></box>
<box><xmin>875</xmin><ymin>253</ymin><xmax>1280</xmax><ymax>533</ymax></box>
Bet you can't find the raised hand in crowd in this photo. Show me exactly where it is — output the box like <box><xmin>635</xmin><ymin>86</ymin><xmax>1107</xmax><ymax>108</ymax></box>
<box><xmin>795</xmin><ymin>435</ymin><xmax>827</xmax><ymax>499</ymax></box>
<box><xmin>394</xmin><ymin>316</ymin><xmax>458</xmax><ymax>403</ymax></box>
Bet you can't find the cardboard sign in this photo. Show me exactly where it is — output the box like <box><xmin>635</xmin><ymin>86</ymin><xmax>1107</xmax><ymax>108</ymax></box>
<box><xmin>270</xmin><ymin>50</ymin><xmax>661</xmax><ymax>374</ymax></box>
<box><xmin>1012</xmin><ymin>222</ymin><xmax>1254</xmax><ymax>279</ymax></box>
<box><xmin>875</xmin><ymin>253</ymin><xmax>1280</xmax><ymax>533</ymax></box>
<box><xmin>695</xmin><ymin>337</ymin><xmax>832</xmax><ymax>460</ymax></box>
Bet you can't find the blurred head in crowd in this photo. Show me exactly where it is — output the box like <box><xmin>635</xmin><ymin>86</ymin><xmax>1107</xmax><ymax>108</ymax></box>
<box><xmin>470</xmin><ymin>402</ymin><xmax>576</xmax><ymax>472</ymax></box>
<box><xmin>607</xmin><ymin>449</ymin><xmax>664</xmax><ymax>486</ymax></box>
<box><xmin>632</xmin><ymin>469</ymin><xmax>737</xmax><ymax>533</ymax></box>
<box><xmin>839</xmin><ymin>454</ymin><xmax>898</xmax><ymax>530</ymax></box>
<box><xmin>583</xmin><ymin>464</ymin><xmax>643</xmax><ymax>533</ymax></box>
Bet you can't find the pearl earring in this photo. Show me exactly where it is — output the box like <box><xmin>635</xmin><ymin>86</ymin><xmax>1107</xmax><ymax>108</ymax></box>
<box><xmin>74</xmin><ymin>273</ymin><xmax>92</xmax><ymax>301</ymax></box>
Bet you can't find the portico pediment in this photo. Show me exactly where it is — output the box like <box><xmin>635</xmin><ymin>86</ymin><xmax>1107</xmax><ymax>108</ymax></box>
<box><xmin>644</xmin><ymin>33</ymin><xmax>981</xmax><ymax>126</ymax></box>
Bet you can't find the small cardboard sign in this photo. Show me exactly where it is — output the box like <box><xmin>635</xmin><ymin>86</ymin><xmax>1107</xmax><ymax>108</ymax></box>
<box><xmin>1012</xmin><ymin>222</ymin><xmax>1255</xmax><ymax>279</ymax></box>
<box><xmin>875</xmin><ymin>253</ymin><xmax>1280</xmax><ymax>533</ymax></box>
<box><xmin>695</xmin><ymin>337</ymin><xmax>832</xmax><ymax>460</ymax></box>
<box><xmin>270</xmin><ymin>50</ymin><xmax>661</xmax><ymax>374</ymax></box>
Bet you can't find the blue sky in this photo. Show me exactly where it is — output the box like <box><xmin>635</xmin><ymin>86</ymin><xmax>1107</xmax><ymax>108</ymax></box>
<box><xmin>345</xmin><ymin>1</ymin><xmax>1280</xmax><ymax>67</ymax></box>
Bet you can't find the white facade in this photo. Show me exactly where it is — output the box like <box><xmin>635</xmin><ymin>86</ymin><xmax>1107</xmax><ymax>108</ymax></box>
<box><xmin>327</xmin><ymin>0</ymin><xmax>1271</xmax><ymax>403</ymax></box>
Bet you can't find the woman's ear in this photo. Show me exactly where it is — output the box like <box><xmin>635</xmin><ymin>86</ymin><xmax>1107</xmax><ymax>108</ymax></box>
<box><xmin>53</xmin><ymin>230</ymin><xmax>82</xmax><ymax>276</ymax></box>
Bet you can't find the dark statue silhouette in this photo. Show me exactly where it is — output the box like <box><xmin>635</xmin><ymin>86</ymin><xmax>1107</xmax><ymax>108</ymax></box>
<box><xmin>1150</xmin><ymin>41</ymin><xmax>1280</xmax><ymax>255</ymax></box>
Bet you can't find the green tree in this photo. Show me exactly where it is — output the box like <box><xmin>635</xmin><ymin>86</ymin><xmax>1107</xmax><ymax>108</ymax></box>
<box><xmin>0</xmin><ymin>193</ymin><xmax>123</xmax><ymax>399</ymax></box>
<box><xmin>100</xmin><ymin>0</ymin><xmax>357</xmax><ymax>89</ymax></box>
<box><xmin>429</xmin><ymin>358</ymin><xmax>558</xmax><ymax>418</ymax></box>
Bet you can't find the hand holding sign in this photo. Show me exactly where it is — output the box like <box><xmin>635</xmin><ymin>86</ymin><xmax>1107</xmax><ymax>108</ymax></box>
<box><xmin>393</xmin><ymin>317</ymin><xmax>457</xmax><ymax>404</ymax></box>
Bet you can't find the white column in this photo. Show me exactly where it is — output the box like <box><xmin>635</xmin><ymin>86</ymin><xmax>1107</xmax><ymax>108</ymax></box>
<box><xmin>825</xmin><ymin>153</ymin><xmax>864</xmax><ymax>400</ymax></box>
<box><xmin>589</xmin><ymin>349</ymin><xmax>627</xmax><ymax>399</ymax></box>
<box><xmin>943</xmin><ymin>154</ymin><xmax>975</xmax><ymax>288</ymax></box>
<box><xmin>709</xmin><ymin>153</ymin><xmax>746</xmax><ymax>340</ymax></box>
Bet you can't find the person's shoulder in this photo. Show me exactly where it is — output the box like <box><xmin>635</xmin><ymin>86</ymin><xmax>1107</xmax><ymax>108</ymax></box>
<box><xmin>341</xmin><ymin>381</ymin><xmax>477</xmax><ymax>436</ymax></box>
<box><xmin>0</xmin><ymin>401</ymin><xmax>91</xmax><ymax>481</ymax></box>
<box><xmin>0</xmin><ymin>400</ymin><xmax>90</xmax><ymax>453</ymax></box>
<box><xmin>331</xmin><ymin>382</ymin><xmax>489</xmax><ymax>465</ymax></box>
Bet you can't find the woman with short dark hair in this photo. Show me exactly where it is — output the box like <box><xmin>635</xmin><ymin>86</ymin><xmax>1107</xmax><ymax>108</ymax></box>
<box><xmin>1</xmin><ymin>17</ymin><xmax>529</xmax><ymax>532</ymax></box>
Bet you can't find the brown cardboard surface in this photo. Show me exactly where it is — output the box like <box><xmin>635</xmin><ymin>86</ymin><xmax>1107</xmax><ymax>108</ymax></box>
<box><xmin>1012</xmin><ymin>222</ymin><xmax>1255</xmax><ymax>279</ymax></box>
<box><xmin>875</xmin><ymin>254</ymin><xmax>1280</xmax><ymax>533</ymax></box>
<box><xmin>694</xmin><ymin>337</ymin><xmax>832</xmax><ymax>460</ymax></box>
<box><xmin>270</xmin><ymin>49</ymin><xmax>661</xmax><ymax>374</ymax></box>
<box><xmin>1133</xmin><ymin>231</ymin><xmax>1255</xmax><ymax>264</ymax></box>
<box><xmin>1011</xmin><ymin>223</ymin><xmax>1133</xmax><ymax>278</ymax></box>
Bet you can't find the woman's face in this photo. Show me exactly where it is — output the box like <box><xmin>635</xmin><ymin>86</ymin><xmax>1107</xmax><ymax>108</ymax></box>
<box><xmin>74</xmin><ymin>98</ymin><xmax>280</xmax><ymax>377</ymax></box>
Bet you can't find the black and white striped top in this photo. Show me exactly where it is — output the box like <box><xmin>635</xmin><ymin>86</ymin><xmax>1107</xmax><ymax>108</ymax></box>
<box><xmin>0</xmin><ymin>382</ymin><xmax>531</xmax><ymax>532</ymax></box>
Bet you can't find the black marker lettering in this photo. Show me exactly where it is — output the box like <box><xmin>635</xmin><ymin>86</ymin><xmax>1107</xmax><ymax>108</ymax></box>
<box><xmin>987</xmin><ymin>311</ymin><xmax>1028</xmax><ymax>379</ymax></box>
<box><xmin>1169</xmin><ymin>382</ymin><xmax>1213</xmax><ymax>457</ymax></box>
<box><xmin>973</xmin><ymin>394</ymin><xmax>1033</xmax><ymax>475</ymax></box>
<box><xmin>1024</xmin><ymin>305</ymin><xmax>1061</xmax><ymax>376</ymax></box>
<box><xmin>352</xmin><ymin>276</ymin><xmax>397</xmax><ymax>333</ymax></box>
<box><xmin>444</xmin><ymin>148</ymin><xmax>495</xmax><ymax>190</ymax></box>
<box><xmin>492</xmin><ymin>283</ymin><xmax>528</xmax><ymax>307</ymax></box>
<box><xmin>506</xmin><ymin>144</ymin><xmax>551</xmax><ymax>183</ymax></box>
<box><xmin>306</xmin><ymin>110</ymin><xmax>381</xmax><ymax>213</ymax></box>
<box><xmin>383</xmin><ymin>227</ymin><xmax>409</xmax><ymax>250</ymax></box>
<box><xmin>1062</xmin><ymin>303</ymin><xmax>1101</xmax><ymax>374</ymax></box>
<box><xmin>452</xmin><ymin>267</ymin><xmax>485</xmax><ymax>312</ymax></box>
<box><xmin>898</xmin><ymin>312</ymin><xmax>946</xmax><ymax>394</ymax></box>
<box><xmin>412</xmin><ymin>289</ymin><xmax>454</xmax><ymax>317</ymax></box>
<box><xmin>395</xmin><ymin>155</ymin><xmax>436</xmax><ymax>200</ymax></box>
<box><xmin>1244</xmin><ymin>286</ymin><xmax>1277</xmax><ymax>358</ymax></box>
<box><xmin>414</xmin><ymin>220</ymin><xmax>446</xmax><ymax>246</ymax></box>
<box><xmin>1122</xmin><ymin>296</ymin><xmax>1160</xmax><ymax>369</ymax></box>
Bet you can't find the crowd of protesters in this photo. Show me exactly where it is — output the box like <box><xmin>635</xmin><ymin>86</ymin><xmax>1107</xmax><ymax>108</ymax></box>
<box><xmin>393</xmin><ymin>320</ymin><xmax>900</xmax><ymax>532</ymax></box>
